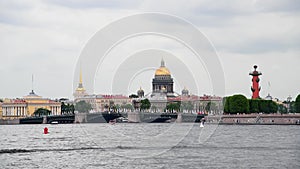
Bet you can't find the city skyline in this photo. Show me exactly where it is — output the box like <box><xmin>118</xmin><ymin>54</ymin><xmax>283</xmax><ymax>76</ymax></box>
<box><xmin>0</xmin><ymin>1</ymin><xmax>299</xmax><ymax>101</ymax></box>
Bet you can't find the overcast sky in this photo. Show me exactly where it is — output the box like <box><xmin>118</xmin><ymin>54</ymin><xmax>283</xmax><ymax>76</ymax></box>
<box><xmin>0</xmin><ymin>0</ymin><xmax>299</xmax><ymax>101</ymax></box>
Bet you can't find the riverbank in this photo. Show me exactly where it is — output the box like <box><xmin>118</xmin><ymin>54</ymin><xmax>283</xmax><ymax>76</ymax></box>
<box><xmin>1</xmin><ymin>113</ymin><xmax>300</xmax><ymax>125</ymax></box>
<box><xmin>206</xmin><ymin>114</ymin><xmax>300</xmax><ymax>125</ymax></box>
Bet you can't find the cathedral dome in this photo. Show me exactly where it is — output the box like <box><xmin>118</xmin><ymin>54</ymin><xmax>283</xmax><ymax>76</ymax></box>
<box><xmin>155</xmin><ymin>67</ymin><xmax>171</xmax><ymax>76</ymax></box>
<box><xmin>137</xmin><ymin>87</ymin><xmax>144</xmax><ymax>98</ymax></box>
<box><xmin>155</xmin><ymin>59</ymin><xmax>171</xmax><ymax>76</ymax></box>
<box><xmin>182</xmin><ymin>87</ymin><xmax>189</xmax><ymax>96</ymax></box>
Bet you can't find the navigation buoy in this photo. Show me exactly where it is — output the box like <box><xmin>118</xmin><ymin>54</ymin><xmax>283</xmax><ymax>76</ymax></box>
<box><xmin>44</xmin><ymin>127</ymin><xmax>48</xmax><ymax>134</ymax></box>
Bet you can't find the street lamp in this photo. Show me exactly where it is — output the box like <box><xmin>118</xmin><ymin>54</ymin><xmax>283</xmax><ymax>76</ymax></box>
<box><xmin>287</xmin><ymin>96</ymin><xmax>292</xmax><ymax>113</ymax></box>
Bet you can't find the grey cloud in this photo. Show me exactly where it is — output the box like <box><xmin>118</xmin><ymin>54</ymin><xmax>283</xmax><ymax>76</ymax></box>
<box><xmin>254</xmin><ymin>0</ymin><xmax>300</xmax><ymax>12</ymax></box>
<box><xmin>0</xmin><ymin>0</ymin><xmax>299</xmax><ymax>100</ymax></box>
<box><xmin>45</xmin><ymin>0</ymin><xmax>141</xmax><ymax>9</ymax></box>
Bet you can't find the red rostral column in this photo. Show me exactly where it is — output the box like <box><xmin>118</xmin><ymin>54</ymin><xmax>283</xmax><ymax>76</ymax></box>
<box><xmin>249</xmin><ymin>65</ymin><xmax>262</xmax><ymax>99</ymax></box>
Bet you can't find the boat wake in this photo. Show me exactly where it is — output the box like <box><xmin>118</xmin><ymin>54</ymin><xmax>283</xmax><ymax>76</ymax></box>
<box><xmin>0</xmin><ymin>147</ymin><xmax>104</xmax><ymax>154</ymax></box>
<box><xmin>1</xmin><ymin>145</ymin><xmax>290</xmax><ymax>155</ymax></box>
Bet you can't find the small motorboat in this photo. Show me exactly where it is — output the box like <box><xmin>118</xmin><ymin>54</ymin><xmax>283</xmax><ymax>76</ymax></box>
<box><xmin>200</xmin><ymin>118</ymin><xmax>206</xmax><ymax>128</ymax></box>
<box><xmin>50</xmin><ymin>121</ymin><xmax>58</xmax><ymax>124</ymax></box>
<box><xmin>200</xmin><ymin>122</ymin><xmax>204</xmax><ymax>128</ymax></box>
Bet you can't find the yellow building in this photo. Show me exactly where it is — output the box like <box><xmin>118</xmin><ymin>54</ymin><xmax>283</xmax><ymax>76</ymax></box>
<box><xmin>95</xmin><ymin>95</ymin><xmax>132</xmax><ymax>112</ymax></box>
<box><xmin>1</xmin><ymin>90</ymin><xmax>61</xmax><ymax>119</ymax></box>
<box><xmin>0</xmin><ymin>101</ymin><xmax>3</xmax><ymax>118</ymax></box>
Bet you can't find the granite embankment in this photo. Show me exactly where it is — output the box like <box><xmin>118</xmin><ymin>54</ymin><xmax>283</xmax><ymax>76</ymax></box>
<box><xmin>207</xmin><ymin>114</ymin><xmax>300</xmax><ymax>125</ymax></box>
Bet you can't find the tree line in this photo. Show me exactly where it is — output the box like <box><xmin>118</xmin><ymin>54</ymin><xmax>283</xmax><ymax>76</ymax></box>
<box><xmin>224</xmin><ymin>94</ymin><xmax>300</xmax><ymax>114</ymax></box>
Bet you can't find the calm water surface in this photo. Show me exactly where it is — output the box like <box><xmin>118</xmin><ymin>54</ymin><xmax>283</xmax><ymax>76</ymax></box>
<box><xmin>0</xmin><ymin>123</ymin><xmax>299</xmax><ymax>169</ymax></box>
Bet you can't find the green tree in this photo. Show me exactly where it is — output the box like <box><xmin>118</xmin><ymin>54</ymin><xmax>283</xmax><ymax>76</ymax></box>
<box><xmin>121</xmin><ymin>104</ymin><xmax>133</xmax><ymax>111</ymax></box>
<box><xmin>140</xmin><ymin>99</ymin><xmax>151</xmax><ymax>111</ymax></box>
<box><xmin>223</xmin><ymin>97</ymin><xmax>231</xmax><ymax>113</ymax></box>
<box><xmin>259</xmin><ymin>100</ymin><xmax>269</xmax><ymax>113</ymax></box>
<box><xmin>61</xmin><ymin>102</ymin><xmax>66</xmax><ymax>114</ymax></box>
<box><xmin>258</xmin><ymin>100</ymin><xmax>278</xmax><ymax>114</ymax></box>
<box><xmin>75</xmin><ymin>100</ymin><xmax>92</xmax><ymax>113</ymax></box>
<box><xmin>181</xmin><ymin>101</ymin><xmax>194</xmax><ymax>112</ymax></box>
<box><xmin>34</xmin><ymin>108</ymin><xmax>51</xmax><ymax>116</ymax></box>
<box><xmin>269</xmin><ymin>101</ymin><xmax>278</xmax><ymax>113</ymax></box>
<box><xmin>205</xmin><ymin>101</ymin><xmax>217</xmax><ymax>113</ymax></box>
<box><xmin>278</xmin><ymin>104</ymin><xmax>287</xmax><ymax>114</ymax></box>
<box><xmin>166</xmin><ymin>102</ymin><xmax>180</xmax><ymax>113</ymax></box>
<box><xmin>61</xmin><ymin>102</ymin><xmax>75</xmax><ymax>114</ymax></box>
<box><xmin>249</xmin><ymin>99</ymin><xmax>260</xmax><ymax>113</ymax></box>
<box><xmin>115</xmin><ymin>104</ymin><xmax>121</xmax><ymax>112</ymax></box>
<box><xmin>66</xmin><ymin>103</ymin><xmax>71</xmax><ymax>113</ymax></box>
<box><xmin>295</xmin><ymin>94</ymin><xmax>300</xmax><ymax>113</ymax></box>
<box><xmin>69</xmin><ymin>104</ymin><xmax>75</xmax><ymax>114</ymax></box>
<box><xmin>290</xmin><ymin>101</ymin><xmax>296</xmax><ymax>113</ymax></box>
<box><xmin>229</xmin><ymin>94</ymin><xmax>249</xmax><ymax>114</ymax></box>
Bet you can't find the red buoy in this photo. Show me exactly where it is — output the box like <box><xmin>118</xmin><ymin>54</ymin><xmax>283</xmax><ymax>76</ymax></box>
<box><xmin>44</xmin><ymin>127</ymin><xmax>48</xmax><ymax>134</ymax></box>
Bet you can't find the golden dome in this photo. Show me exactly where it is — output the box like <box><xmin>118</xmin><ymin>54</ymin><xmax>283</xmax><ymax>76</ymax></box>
<box><xmin>155</xmin><ymin>58</ymin><xmax>171</xmax><ymax>76</ymax></box>
<box><xmin>155</xmin><ymin>67</ymin><xmax>171</xmax><ymax>76</ymax></box>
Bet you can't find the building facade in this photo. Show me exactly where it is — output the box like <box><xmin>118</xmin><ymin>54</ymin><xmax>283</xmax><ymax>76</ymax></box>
<box><xmin>74</xmin><ymin>94</ymin><xmax>132</xmax><ymax>112</ymax></box>
<box><xmin>0</xmin><ymin>90</ymin><xmax>61</xmax><ymax>119</ymax></box>
<box><xmin>73</xmin><ymin>68</ymin><xmax>132</xmax><ymax>112</ymax></box>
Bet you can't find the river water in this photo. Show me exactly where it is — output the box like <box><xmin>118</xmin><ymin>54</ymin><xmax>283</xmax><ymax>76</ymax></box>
<box><xmin>0</xmin><ymin>123</ymin><xmax>299</xmax><ymax>169</ymax></box>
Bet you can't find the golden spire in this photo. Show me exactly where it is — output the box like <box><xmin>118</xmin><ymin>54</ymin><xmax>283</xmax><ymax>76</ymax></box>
<box><xmin>76</xmin><ymin>66</ymin><xmax>84</xmax><ymax>90</ymax></box>
<box><xmin>79</xmin><ymin>67</ymin><xmax>83</xmax><ymax>84</ymax></box>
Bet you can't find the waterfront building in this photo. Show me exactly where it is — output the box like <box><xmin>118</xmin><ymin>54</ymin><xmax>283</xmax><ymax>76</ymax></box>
<box><xmin>167</xmin><ymin>93</ymin><xmax>223</xmax><ymax>114</ymax></box>
<box><xmin>74</xmin><ymin>94</ymin><xmax>97</xmax><ymax>112</ymax></box>
<box><xmin>95</xmin><ymin>95</ymin><xmax>132</xmax><ymax>112</ymax></box>
<box><xmin>73</xmin><ymin>68</ymin><xmax>132</xmax><ymax>112</ymax></box>
<box><xmin>149</xmin><ymin>92</ymin><xmax>168</xmax><ymax>112</ymax></box>
<box><xmin>75</xmin><ymin>94</ymin><xmax>132</xmax><ymax>112</ymax></box>
<box><xmin>72</xmin><ymin>59</ymin><xmax>223</xmax><ymax>114</ymax></box>
<box><xmin>0</xmin><ymin>90</ymin><xmax>61</xmax><ymax>119</ymax></box>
